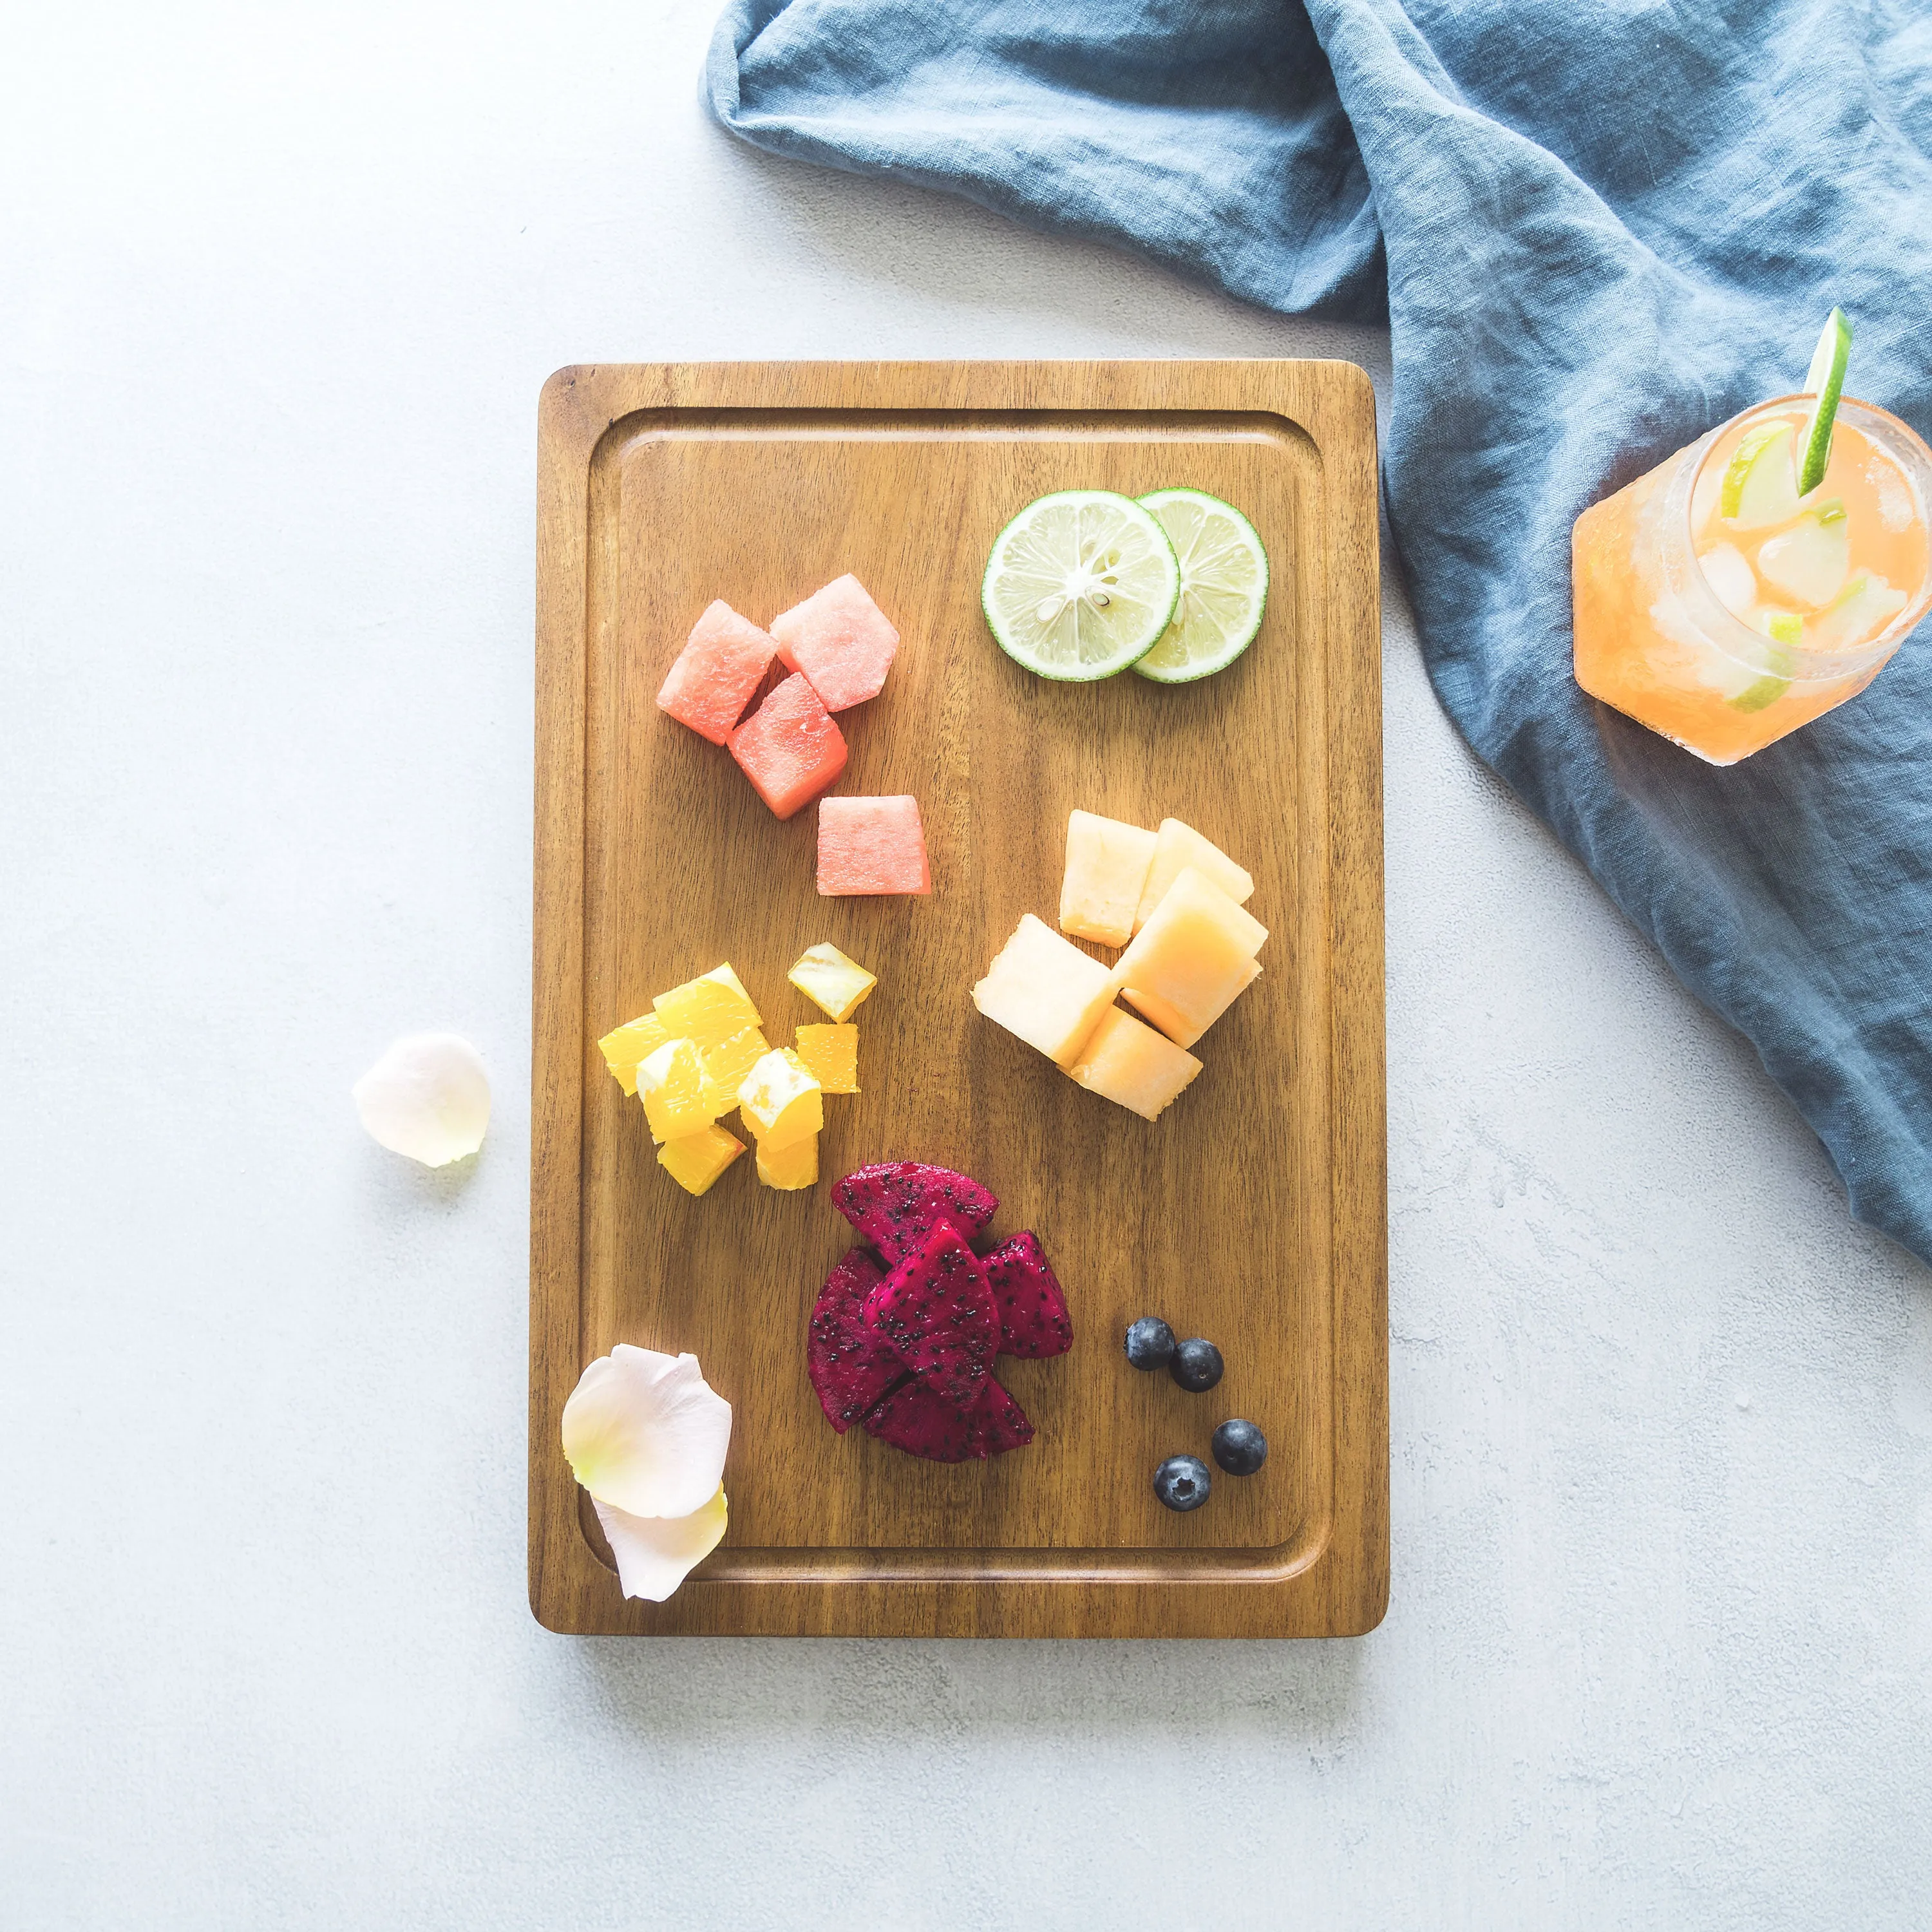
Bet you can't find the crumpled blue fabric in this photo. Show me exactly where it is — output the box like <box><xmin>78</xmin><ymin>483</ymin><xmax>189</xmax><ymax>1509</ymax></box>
<box><xmin>706</xmin><ymin>0</ymin><xmax>1932</xmax><ymax>1262</ymax></box>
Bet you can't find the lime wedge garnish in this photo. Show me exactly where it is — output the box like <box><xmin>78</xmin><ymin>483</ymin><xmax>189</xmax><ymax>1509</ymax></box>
<box><xmin>1728</xmin><ymin>611</ymin><xmax>1800</xmax><ymax>714</ymax></box>
<box><xmin>1131</xmin><ymin>489</ymin><xmax>1269</xmax><ymax>684</ymax></box>
<box><xmin>1797</xmin><ymin>307</ymin><xmax>1852</xmax><ymax>497</ymax></box>
<box><xmin>981</xmin><ymin>491</ymin><xmax>1180</xmax><ymax>681</ymax></box>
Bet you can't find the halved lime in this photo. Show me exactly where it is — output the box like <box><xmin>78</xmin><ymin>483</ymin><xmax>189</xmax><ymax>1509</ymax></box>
<box><xmin>1132</xmin><ymin>488</ymin><xmax>1269</xmax><ymax>683</ymax></box>
<box><xmin>1797</xmin><ymin>306</ymin><xmax>1852</xmax><ymax>497</ymax></box>
<box><xmin>981</xmin><ymin>490</ymin><xmax>1180</xmax><ymax>681</ymax></box>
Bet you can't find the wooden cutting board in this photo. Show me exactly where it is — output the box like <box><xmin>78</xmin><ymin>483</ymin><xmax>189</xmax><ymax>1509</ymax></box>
<box><xmin>529</xmin><ymin>361</ymin><xmax>1386</xmax><ymax>1637</ymax></box>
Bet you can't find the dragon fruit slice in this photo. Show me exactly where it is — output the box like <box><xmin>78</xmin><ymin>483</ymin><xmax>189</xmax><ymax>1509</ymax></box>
<box><xmin>862</xmin><ymin>1222</ymin><xmax>998</xmax><ymax>1410</ymax></box>
<box><xmin>982</xmin><ymin>1231</ymin><xmax>1073</xmax><ymax>1359</ymax></box>
<box><xmin>807</xmin><ymin>1247</ymin><xmax>909</xmax><ymax>1432</ymax></box>
<box><xmin>832</xmin><ymin>1161</ymin><xmax>998</xmax><ymax>1265</ymax></box>
<box><xmin>864</xmin><ymin>1370</ymin><xmax>1034</xmax><ymax>1461</ymax></box>
<box><xmin>967</xmin><ymin>1374</ymin><xmax>1035</xmax><ymax>1456</ymax></box>
<box><xmin>862</xmin><ymin>1374</ymin><xmax>975</xmax><ymax>1462</ymax></box>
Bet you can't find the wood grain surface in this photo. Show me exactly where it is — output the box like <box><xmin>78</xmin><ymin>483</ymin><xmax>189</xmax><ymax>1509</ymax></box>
<box><xmin>530</xmin><ymin>361</ymin><xmax>1385</xmax><ymax>1637</ymax></box>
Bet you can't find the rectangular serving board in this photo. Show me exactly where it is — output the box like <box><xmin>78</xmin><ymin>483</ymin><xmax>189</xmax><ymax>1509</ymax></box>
<box><xmin>531</xmin><ymin>361</ymin><xmax>1386</xmax><ymax>1637</ymax></box>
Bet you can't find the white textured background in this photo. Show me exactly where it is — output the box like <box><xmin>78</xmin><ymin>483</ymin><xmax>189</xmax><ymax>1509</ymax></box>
<box><xmin>5</xmin><ymin>2</ymin><xmax>1930</xmax><ymax>1926</ymax></box>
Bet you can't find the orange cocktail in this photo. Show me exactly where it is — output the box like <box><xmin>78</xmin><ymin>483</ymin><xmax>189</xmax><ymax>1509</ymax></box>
<box><xmin>1573</xmin><ymin>393</ymin><xmax>1932</xmax><ymax>764</ymax></box>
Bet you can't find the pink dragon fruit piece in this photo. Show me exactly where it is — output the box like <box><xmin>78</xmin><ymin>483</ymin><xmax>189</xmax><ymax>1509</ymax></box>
<box><xmin>861</xmin><ymin>1221</ymin><xmax>998</xmax><ymax>1411</ymax></box>
<box><xmin>864</xmin><ymin>1369</ymin><xmax>1034</xmax><ymax>1462</ymax></box>
<box><xmin>807</xmin><ymin>1247</ymin><xmax>909</xmax><ymax>1432</ymax></box>
<box><xmin>981</xmin><ymin>1231</ymin><xmax>1073</xmax><ymax>1359</ymax></box>
<box><xmin>862</xmin><ymin>1374</ymin><xmax>976</xmax><ymax>1462</ymax></box>
<box><xmin>966</xmin><ymin>1374</ymin><xmax>1035</xmax><ymax>1456</ymax></box>
<box><xmin>831</xmin><ymin>1161</ymin><xmax>998</xmax><ymax>1266</ymax></box>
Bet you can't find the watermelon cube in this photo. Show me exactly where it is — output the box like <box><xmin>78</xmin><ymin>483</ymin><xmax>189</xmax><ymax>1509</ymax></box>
<box><xmin>817</xmin><ymin>795</ymin><xmax>931</xmax><ymax>896</ymax></box>
<box><xmin>728</xmin><ymin>673</ymin><xmax>848</xmax><ymax>820</ymax></box>
<box><xmin>657</xmin><ymin>600</ymin><xmax>778</xmax><ymax>745</ymax></box>
<box><xmin>769</xmin><ymin>575</ymin><xmax>900</xmax><ymax>711</ymax></box>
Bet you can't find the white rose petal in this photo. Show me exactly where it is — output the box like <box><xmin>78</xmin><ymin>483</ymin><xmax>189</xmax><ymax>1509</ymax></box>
<box><xmin>593</xmin><ymin>1486</ymin><xmax>728</xmax><ymax>1602</ymax></box>
<box><xmin>561</xmin><ymin>1345</ymin><xmax>732</xmax><ymax>1520</ymax></box>
<box><xmin>352</xmin><ymin>1034</ymin><xmax>490</xmax><ymax>1166</ymax></box>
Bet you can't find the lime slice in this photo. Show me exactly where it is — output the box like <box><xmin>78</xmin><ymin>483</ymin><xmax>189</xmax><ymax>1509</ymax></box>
<box><xmin>981</xmin><ymin>491</ymin><xmax>1180</xmax><ymax>681</ymax></box>
<box><xmin>1797</xmin><ymin>307</ymin><xmax>1852</xmax><ymax>497</ymax></box>
<box><xmin>1131</xmin><ymin>489</ymin><xmax>1269</xmax><ymax>684</ymax></box>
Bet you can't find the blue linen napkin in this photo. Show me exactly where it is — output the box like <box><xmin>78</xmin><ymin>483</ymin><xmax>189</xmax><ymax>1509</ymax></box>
<box><xmin>707</xmin><ymin>0</ymin><xmax>1932</xmax><ymax>1262</ymax></box>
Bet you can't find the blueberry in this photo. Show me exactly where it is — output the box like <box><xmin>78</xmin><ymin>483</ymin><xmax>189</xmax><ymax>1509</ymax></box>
<box><xmin>1211</xmin><ymin>1418</ymin><xmax>1267</xmax><ymax>1475</ymax></box>
<box><xmin>1169</xmin><ymin>1337</ymin><xmax>1224</xmax><ymax>1392</ymax></box>
<box><xmin>1153</xmin><ymin>1454</ymin><xmax>1212</xmax><ymax>1512</ymax></box>
<box><xmin>1123</xmin><ymin>1316</ymin><xmax>1176</xmax><ymax>1371</ymax></box>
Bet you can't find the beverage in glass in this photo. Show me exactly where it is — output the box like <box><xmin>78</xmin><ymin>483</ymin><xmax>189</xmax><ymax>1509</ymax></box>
<box><xmin>1573</xmin><ymin>387</ymin><xmax>1932</xmax><ymax>764</ymax></box>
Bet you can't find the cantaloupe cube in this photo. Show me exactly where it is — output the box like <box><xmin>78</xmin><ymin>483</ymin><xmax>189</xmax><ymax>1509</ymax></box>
<box><xmin>1119</xmin><ymin>961</ymin><xmax>1262</xmax><ymax>1048</ymax></box>
<box><xmin>768</xmin><ymin>574</ymin><xmax>900</xmax><ymax>711</ymax></box>
<box><xmin>656</xmin><ymin>601</ymin><xmax>778</xmax><ymax>744</ymax></box>
<box><xmin>699</xmin><ymin>1024</ymin><xmax>770</xmax><ymax>1117</ymax></box>
<box><xmin>596</xmin><ymin>1011</ymin><xmax>672</xmax><ymax>1096</ymax></box>
<box><xmin>654</xmin><ymin>967</ymin><xmax>762</xmax><ymax>1051</ymax></box>
<box><xmin>1068</xmin><ymin>1006</ymin><xmax>1204</xmax><ymax>1120</ymax></box>
<box><xmin>1132</xmin><ymin>819</ymin><xmax>1256</xmax><ymax>934</ymax></box>
<box><xmin>788</xmin><ymin>942</ymin><xmax>877</xmax><ymax>1021</ymax></box>
<box><xmin>729</xmin><ymin>674</ymin><xmax>849</xmax><ymax>820</ymax></box>
<box><xmin>817</xmin><ymin>795</ymin><xmax>931</xmax><ymax>895</ymax></box>
<box><xmin>638</xmin><ymin>1038</ymin><xmax>715</xmax><ymax>1143</ymax></box>
<box><xmin>972</xmin><ymin>913</ymin><xmax>1117</xmax><ymax>1069</ymax></box>
<box><xmin>1059</xmin><ymin>810</ymin><xmax>1157</xmax><ymax>947</ymax></box>
<box><xmin>659</xmin><ymin>1121</ymin><xmax>745</xmax><ymax>1196</ymax></box>
<box><xmin>1113</xmin><ymin>866</ymin><xmax>1267</xmax><ymax>1043</ymax></box>
<box><xmin>739</xmin><ymin>1047</ymin><xmax>824</xmax><ymax>1151</ymax></box>
<box><xmin>755</xmin><ymin>1131</ymin><xmax>819</xmax><ymax>1191</ymax></box>
<box><xmin>793</xmin><ymin>1023</ymin><xmax>858</xmax><ymax>1094</ymax></box>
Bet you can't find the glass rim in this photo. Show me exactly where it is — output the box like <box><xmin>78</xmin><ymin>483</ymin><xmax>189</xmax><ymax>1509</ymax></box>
<box><xmin>1682</xmin><ymin>392</ymin><xmax>1932</xmax><ymax>675</ymax></box>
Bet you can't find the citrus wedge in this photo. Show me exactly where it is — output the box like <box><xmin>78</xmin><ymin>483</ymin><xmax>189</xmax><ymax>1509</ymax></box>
<box><xmin>1797</xmin><ymin>307</ymin><xmax>1853</xmax><ymax>498</ymax></box>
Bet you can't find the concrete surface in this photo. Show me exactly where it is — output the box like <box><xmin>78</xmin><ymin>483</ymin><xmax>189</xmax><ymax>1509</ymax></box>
<box><xmin>5</xmin><ymin>2</ymin><xmax>1930</xmax><ymax>1926</ymax></box>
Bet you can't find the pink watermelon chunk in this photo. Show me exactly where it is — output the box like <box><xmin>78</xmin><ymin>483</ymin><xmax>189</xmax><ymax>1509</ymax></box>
<box><xmin>832</xmin><ymin>1161</ymin><xmax>998</xmax><ymax>1265</ymax></box>
<box><xmin>817</xmin><ymin>795</ymin><xmax>931</xmax><ymax>896</ymax></box>
<box><xmin>862</xmin><ymin>1222</ymin><xmax>998</xmax><ymax>1411</ymax></box>
<box><xmin>770</xmin><ymin>574</ymin><xmax>900</xmax><ymax>711</ymax></box>
<box><xmin>863</xmin><ymin>1370</ymin><xmax>1034</xmax><ymax>1462</ymax></box>
<box><xmin>656</xmin><ymin>600</ymin><xmax>777</xmax><ymax>745</ymax></box>
<box><xmin>728</xmin><ymin>672</ymin><xmax>849</xmax><ymax>820</ymax></box>
<box><xmin>807</xmin><ymin>1248</ymin><xmax>908</xmax><ymax>1432</ymax></box>
<box><xmin>982</xmin><ymin>1231</ymin><xmax>1073</xmax><ymax>1359</ymax></box>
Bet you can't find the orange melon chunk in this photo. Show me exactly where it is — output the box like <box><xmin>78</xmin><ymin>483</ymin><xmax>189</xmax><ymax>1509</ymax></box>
<box><xmin>972</xmin><ymin>914</ymin><xmax>1117</xmax><ymax>1069</ymax></box>
<box><xmin>1059</xmin><ymin>809</ymin><xmax>1157</xmax><ymax>947</ymax></box>
<box><xmin>1112</xmin><ymin>866</ymin><xmax>1266</xmax><ymax>1043</ymax></box>
<box><xmin>1132</xmin><ymin>819</ymin><xmax>1255</xmax><ymax>934</ymax></box>
<box><xmin>1068</xmin><ymin>1006</ymin><xmax>1204</xmax><ymax>1120</ymax></box>
<box><xmin>1120</xmin><ymin>961</ymin><xmax>1260</xmax><ymax>1049</ymax></box>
